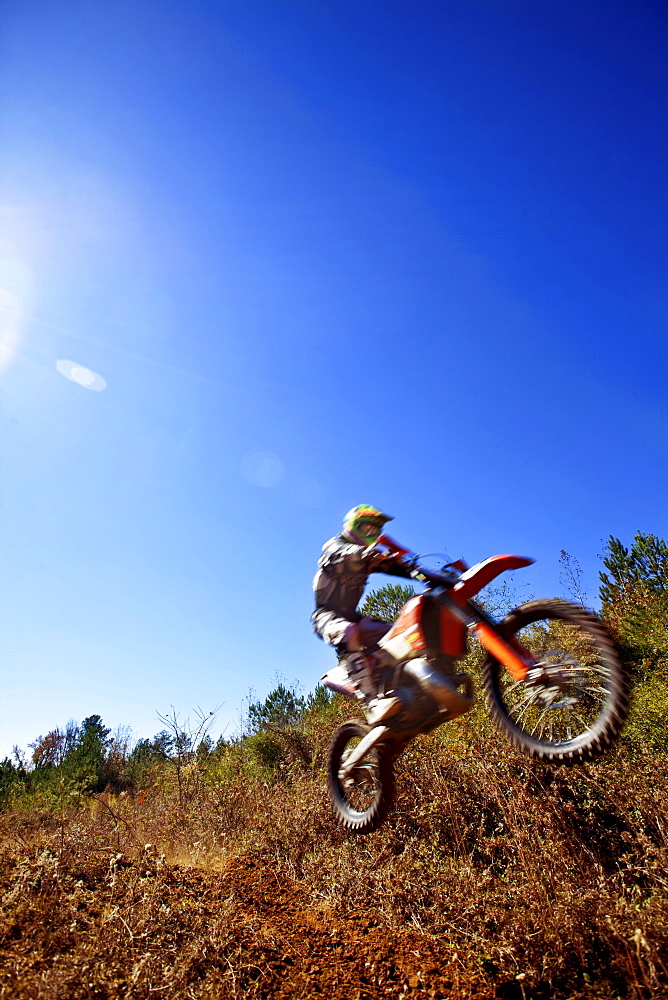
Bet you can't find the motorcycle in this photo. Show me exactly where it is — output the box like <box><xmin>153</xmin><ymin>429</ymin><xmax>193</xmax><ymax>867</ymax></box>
<box><xmin>322</xmin><ymin>536</ymin><xmax>629</xmax><ymax>834</ymax></box>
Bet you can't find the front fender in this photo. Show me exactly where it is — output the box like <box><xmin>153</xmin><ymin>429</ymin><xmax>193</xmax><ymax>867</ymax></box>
<box><xmin>449</xmin><ymin>554</ymin><xmax>534</xmax><ymax>605</ymax></box>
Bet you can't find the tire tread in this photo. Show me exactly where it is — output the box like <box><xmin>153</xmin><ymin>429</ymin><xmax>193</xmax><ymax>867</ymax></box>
<box><xmin>327</xmin><ymin>720</ymin><xmax>395</xmax><ymax>833</ymax></box>
<box><xmin>482</xmin><ymin>599</ymin><xmax>630</xmax><ymax>763</ymax></box>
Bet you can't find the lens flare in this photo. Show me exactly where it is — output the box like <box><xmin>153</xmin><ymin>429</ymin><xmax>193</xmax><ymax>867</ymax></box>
<box><xmin>56</xmin><ymin>359</ymin><xmax>107</xmax><ymax>391</ymax></box>
<box><xmin>240</xmin><ymin>451</ymin><xmax>284</xmax><ymax>488</ymax></box>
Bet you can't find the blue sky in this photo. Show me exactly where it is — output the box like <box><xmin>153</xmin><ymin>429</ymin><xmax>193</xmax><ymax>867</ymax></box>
<box><xmin>1</xmin><ymin>0</ymin><xmax>666</xmax><ymax>757</ymax></box>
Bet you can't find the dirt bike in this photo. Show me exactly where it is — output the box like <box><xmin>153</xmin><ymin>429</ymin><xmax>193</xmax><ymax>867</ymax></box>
<box><xmin>322</xmin><ymin>536</ymin><xmax>630</xmax><ymax>834</ymax></box>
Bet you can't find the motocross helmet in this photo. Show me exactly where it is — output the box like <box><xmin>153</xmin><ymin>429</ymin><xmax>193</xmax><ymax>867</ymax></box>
<box><xmin>341</xmin><ymin>504</ymin><xmax>393</xmax><ymax>547</ymax></box>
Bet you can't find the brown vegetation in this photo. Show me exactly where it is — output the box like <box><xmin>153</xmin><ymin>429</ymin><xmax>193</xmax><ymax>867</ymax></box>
<box><xmin>1</xmin><ymin>696</ymin><xmax>667</xmax><ymax>999</ymax></box>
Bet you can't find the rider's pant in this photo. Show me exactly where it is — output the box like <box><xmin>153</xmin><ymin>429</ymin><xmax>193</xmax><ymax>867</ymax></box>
<box><xmin>313</xmin><ymin>610</ymin><xmax>391</xmax><ymax>700</ymax></box>
<box><xmin>312</xmin><ymin>608</ymin><xmax>390</xmax><ymax>650</ymax></box>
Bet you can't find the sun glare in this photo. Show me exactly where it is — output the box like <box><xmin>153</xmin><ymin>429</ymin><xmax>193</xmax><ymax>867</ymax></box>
<box><xmin>0</xmin><ymin>289</ymin><xmax>22</xmax><ymax>371</ymax></box>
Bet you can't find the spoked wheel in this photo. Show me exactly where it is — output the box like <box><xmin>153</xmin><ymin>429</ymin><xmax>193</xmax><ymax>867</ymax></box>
<box><xmin>327</xmin><ymin>720</ymin><xmax>394</xmax><ymax>834</ymax></box>
<box><xmin>482</xmin><ymin>600</ymin><xmax>630</xmax><ymax>763</ymax></box>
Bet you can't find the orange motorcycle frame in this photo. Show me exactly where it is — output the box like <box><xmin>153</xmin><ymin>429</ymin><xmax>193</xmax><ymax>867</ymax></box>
<box><xmin>380</xmin><ymin>553</ymin><xmax>535</xmax><ymax>681</ymax></box>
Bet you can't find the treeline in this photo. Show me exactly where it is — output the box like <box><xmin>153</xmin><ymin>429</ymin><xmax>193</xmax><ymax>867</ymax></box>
<box><xmin>0</xmin><ymin>683</ymin><xmax>336</xmax><ymax>811</ymax></box>
<box><xmin>2</xmin><ymin>531</ymin><xmax>668</xmax><ymax>812</ymax></box>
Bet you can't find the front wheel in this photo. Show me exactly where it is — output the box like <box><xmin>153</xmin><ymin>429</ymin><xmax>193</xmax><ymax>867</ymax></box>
<box><xmin>482</xmin><ymin>600</ymin><xmax>629</xmax><ymax>763</ymax></box>
<box><xmin>327</xmin><ymin>720</ymin><xmax>394</xmax><ymax>833</ymax></box>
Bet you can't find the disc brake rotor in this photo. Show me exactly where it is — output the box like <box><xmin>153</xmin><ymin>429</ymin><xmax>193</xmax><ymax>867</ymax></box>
<box><xmin>525</xmin><ymin>649</ymin><xmax>580</xmax><ymax>701</ymax></box>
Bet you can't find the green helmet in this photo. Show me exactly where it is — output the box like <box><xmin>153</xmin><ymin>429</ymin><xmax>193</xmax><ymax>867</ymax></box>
<box><xmin>341</xmin><ymin>504</ymin><xmax>393</xmax><ymax>547</ymax></box>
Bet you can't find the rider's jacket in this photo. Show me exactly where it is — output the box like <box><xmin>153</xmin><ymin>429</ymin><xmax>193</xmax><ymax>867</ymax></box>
<box><xmin>312</xmin><ymin>535</ymin><xmax>412</xmax><ymax>623</ymax></box>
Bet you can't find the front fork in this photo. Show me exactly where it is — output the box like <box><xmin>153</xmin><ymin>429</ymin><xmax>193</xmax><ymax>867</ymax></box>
<box><xmin>441</xmin><ymin>595</ymin><xmax>534</xmax><ymax>681</ymax></box>
<box><xmin>472</xmin><ymin>621</ymin><xmax>531</xmax><ymax>681</ymax></box>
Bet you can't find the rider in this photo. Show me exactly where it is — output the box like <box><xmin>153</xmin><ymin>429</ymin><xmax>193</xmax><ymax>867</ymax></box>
<box><xmin>312</xmin><ymin>504</ymin><xmax>415</xmax><ymax>724</ymax></box>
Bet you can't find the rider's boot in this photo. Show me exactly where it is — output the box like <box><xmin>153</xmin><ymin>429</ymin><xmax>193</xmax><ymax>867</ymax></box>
<box><xmin>346</xmin><ymin>652</ymin><xmax>401</xmax><ymax>725</ymax></box>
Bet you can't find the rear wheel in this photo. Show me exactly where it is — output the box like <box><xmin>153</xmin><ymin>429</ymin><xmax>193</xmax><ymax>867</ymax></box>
<box><xmin>482</xmin><ymin>600</ymin><xmax>629</xmax><ymax>763</ymax></box>
<box><xmin>327</xmin><ymin>720</ymin><xmax>394</xmax><ymax>833</ymax></box>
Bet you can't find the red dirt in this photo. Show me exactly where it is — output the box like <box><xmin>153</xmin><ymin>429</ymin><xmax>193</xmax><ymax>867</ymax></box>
<box><xmin>219</xmin><ymin>855</ymin><xmax>494</xmax><ymax>999</ymax></box>
<box><xmin>0</xmin><ymin>847</ymin><xmax>514</xmax><ymax>999</ymax></box>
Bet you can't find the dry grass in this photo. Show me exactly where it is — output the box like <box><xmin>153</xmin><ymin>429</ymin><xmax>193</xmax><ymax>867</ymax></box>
<box><xmin>1</xmin><ymin>707</ymin><xmax>667</xmax><ymax>999</ymax></box>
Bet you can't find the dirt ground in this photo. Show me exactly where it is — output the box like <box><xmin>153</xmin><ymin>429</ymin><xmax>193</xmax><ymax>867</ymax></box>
<box><xmin>0</xmin><ymin>847</ymin><xmax>524</xmax><ymax>1000</ymax></box>
<box><xmin>214</xmin><ymin>855</ymin><xmax>501</xmax><ymax>999</ymax></box>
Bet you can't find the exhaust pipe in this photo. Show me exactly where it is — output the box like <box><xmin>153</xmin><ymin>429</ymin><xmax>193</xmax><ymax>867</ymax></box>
<box><xmin>403</xmin><ymin>658</ymin><xmax>474</xmax><ymax>719</ymax></box>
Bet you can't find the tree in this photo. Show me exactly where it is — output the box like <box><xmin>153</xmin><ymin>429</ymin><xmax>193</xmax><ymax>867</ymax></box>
<box><xmin>599</xmin><ymin>532</ymin><xmax>668</xmax><ymax>609</ymax></box>
<box><xmin>559</xmin><ymin>550</ymin><xmax>588</xmax><ymax>608</ymax></box>
<box><xmin>100</xmin><ymin>725</ymin><xmax>134</xmax><ymax>792</ymax></box>
<box><xmin>239</xmin><ymin>682</ymin><xmax>324</xmax><ymax>775</ymax></box>
<box><xmin>245</xmin><ymin>683</ymin><xmax>307</xmax><ymax>735</ymax></box>
<box><xmin>152</xmin><ymin>708</ymin><xmax>220</xmax><ymax>806</ymax></box>
<box><xmin>65</xmin><ymin>715</ymin><xmax>111</xmax><ymax>793</ymax></box>
<box><xmin>0</xmin><ymin>757</ymin><xmax>28</xmax><ymax>808</ymax></box>
<box><xmin>31</xmin><ymin>730</ymin><xmax>67</xmax><ymax>769</ymax></box>
<box><xmin>304</xmin><ymin>683</ymin><xmax>334</xmax><ymax>714</ymax></box>
<box><xmin>360</xmin><ymin>583</ymin><xmax>415</xmax><ymax>623</ymax></box>
<box><xmin>599</xmin><ymin>532</ymin><xmax>668</xmax><ymax>675</ymax></box>
<box><xmin>196</xmin><ymin>734</ymin><xmax>214</xmax><ymax>762</ymax></box>
<box><xmin>30</xmin><ymin>720</ymin><xmax>79</xmax><ymax>769</ymax></box>
<box><xmin>127</xmin><ymin>733</ymin><xmax>172</xmax><ymax>789</ymax></box>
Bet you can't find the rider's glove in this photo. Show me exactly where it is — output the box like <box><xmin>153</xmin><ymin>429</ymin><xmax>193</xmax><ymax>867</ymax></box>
<box><xmin>381</xmin><ymin>552</ymin><xmax>419</xmax><ymax>580</ymax></box>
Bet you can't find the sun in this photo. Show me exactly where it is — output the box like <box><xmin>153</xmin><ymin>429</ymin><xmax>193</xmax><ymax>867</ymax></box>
<box><xmin>0</xmin><ymin>289</ymin><xmax>21</xmax><ymax>372</ymax></box>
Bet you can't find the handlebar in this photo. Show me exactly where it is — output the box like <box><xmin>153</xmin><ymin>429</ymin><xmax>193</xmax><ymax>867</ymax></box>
<box><xmin>409</xmin><ymin>565</ymin><xmax>459</xmax><ymax>588</ymax></box>
<box><xmin>377</xmin><ymin>535</ymin><xmax>463</xmax><ymax>588</ymax></box>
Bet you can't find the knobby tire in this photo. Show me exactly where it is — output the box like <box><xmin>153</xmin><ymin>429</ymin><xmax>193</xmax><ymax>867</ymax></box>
<box><xmin>482</xmin><ymin>599</ymin><xmax>629</xmax><ymax>763</ymax></box>
<box><xmin>327</xmin><ymin>720</ymin><xmax>395</xmax><ymax>834</ymax></box>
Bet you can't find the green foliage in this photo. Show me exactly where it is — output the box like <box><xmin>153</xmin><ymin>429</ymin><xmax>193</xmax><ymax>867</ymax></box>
<box><xmin>64</xmin><ymin>715</ymin><xmax>111</xmax><ymax>793</ymax></box>
<box><xmin>607</xmin><ymin>588</ymin><xmax>668</xmax><ymax>672</ymax></box>
<box><xmin>599</xmin><ymin>531</ymin><xmax>668</xmax><ymax>609</ymax></box>
<box><xmin>360</xmin><ymin>582</ymin><xmax>415</xmax><ymax>622</ymax></box>
<box><xmin>245</xmin><ymin>683</ymin><xmax>307</xmax><ymax>735</ymax></box>
<box><xmin>242</xmin><ymin>731</ymin><xmax>285</xmax><ymax>772</ymax></box>
<box><xmin>304</xmin><ymin>683</ymin><xmax>334</xmax><ymax>716</ymax></box>
<box><xmin>196</xmin><ymin>734</ymin><xmax>214</xmax><ymax>762</ymax></box>
<box><xmin>592</xmin><ymin>532</ymin><xmax>668</xmax><ymax>751</ymax></box>
<box><xmin>597</xmin><ymin>533</ymin><xmax>668</xmax><ymax>696</ymax></box>
<box><xmin>0</xmin><ymin>687</ymin><xmax>339</xmax><ymax>813</ymax></box>
<box><xmin>234</xmin><ymin>683</ymin><xmax>334</xmax><ymax>777</ymax></box>
<box><xmin>127</xmin><ymin>734</ymin><xmax>172</xmax><ymax>788</ymax></box>
<box><xmin>151</xmin><ymin>731</ymin><xmax>176</xmax><ymax>757</ymax></box>
<box><xmin>0</xmin><ymin>757</ymin><xmax>28</xmax><ymax>809</ymax></box>
<box><xmin>25</xmin><ymin>715</ymin><xmax>113</xmax><ymax>800</ymax></box>
<box><xmin>129</xmin><ymin>737</ymin><xmax>163</xmax><ymax>766</ymax></box>
<box><xmin>622</xmin><ymin>663</ymin><xmax>668</xmax><ymax>753</ymax></box>
<box><xmin>203</xmin><ymin>683</ymin><xmax>337</xmax><ymax>787</ymax></box>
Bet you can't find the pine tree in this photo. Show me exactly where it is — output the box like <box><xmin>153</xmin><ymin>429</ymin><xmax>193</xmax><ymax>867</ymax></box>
<box><xmin>599</xmin><ymin>532</ymin><xmax>668</xmax><ymax>608</ymax></box>
<box><xmin>246</xmin><ymin>683</ymin><xmax>307</xmax><ymax>734</ymax></box>
<box><xmin>599</xmin><ymin>532</ymin><xmax>668</xmax><ymax>675</ymax></box>
<box><xmin>360</xmin><ymin>583</ymin><xmax>415</xmax><ymax>622</ymax></box>
<box><xmin>65</xmin><ymin>715</ymin><xmax>111</xmax><ymax>793</ymax></box>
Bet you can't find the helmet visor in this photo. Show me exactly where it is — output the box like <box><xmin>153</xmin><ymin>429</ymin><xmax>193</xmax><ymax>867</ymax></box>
<box><xmin>355</xmin><ymin>519</ymin><xmax>383</xmax><ymax>541</ymax></box>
